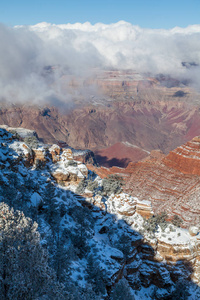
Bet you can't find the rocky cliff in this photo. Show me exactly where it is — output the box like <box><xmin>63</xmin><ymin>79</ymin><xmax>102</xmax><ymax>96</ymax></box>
<box><xmin>164</xmin><ymin>136</ymin><xmax>200</xmax><ymax>175</ymax></box>
<box><xmin>89</xmin><ymin>136</ymin><xmax>200</xmax><ymax>229</ymax></box>
<box><xmin>122</xmin><ymin>139</ymin><xmax>200</xmax><ymax>228</ymax></box>
<box><xmin>1</xmin><ymin>126</ymin><xmax>200</xmax><ymax>298</ymax></box>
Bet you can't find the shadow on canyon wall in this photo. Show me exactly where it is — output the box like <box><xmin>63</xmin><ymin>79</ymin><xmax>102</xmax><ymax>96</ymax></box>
<box><xmin>59</xmin><ymin>190</ymin><xmax>200</xmax><ymax>300</ymax></box>
<box><xmin>95</xmin><ymin>154</ymin><xmax>131</xmax><ymax>168</ymax></box>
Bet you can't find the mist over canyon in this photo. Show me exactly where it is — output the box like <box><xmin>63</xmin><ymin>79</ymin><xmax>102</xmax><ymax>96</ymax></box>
<box><xmin>1</xmin><ymin>21</ymin><xmax>200</xmax><ymax>106</ymax></box>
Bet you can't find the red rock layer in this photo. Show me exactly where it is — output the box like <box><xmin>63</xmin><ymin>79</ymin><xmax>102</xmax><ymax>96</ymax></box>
<box><xmin>123</xmin><ymin>149</ymin><xmax>200</xmax><ymax>227</ymax></box>
<box><xmin>163</xmin><ymin>136</ymin><xmax>200</xmax><ymax>175</ymax></box>
<box><xmin>94</xmin><ymin>142</ymin><xmax>149</xmax><ymax>168</ymax></box>
<box><xmin>90</xmin><ymin>144</ymin><xmax>200</xmax><ymax>228</ymax></box>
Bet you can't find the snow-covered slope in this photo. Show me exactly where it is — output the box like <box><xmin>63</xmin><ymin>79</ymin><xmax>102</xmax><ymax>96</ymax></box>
<box><xmin>0</xmin><ymin>127</ymin><xmax>200</xmax><ymax>299</ymax></box>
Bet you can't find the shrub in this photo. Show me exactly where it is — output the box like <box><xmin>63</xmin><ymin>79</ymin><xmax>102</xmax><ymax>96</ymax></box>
<box><xmin>143</xmin><ymin>211</ymin><xmax>168</xmax><ymax>234</ymax></box>
<box><xmin>171</xmin><ymin>215</ymin><xmax>183</xmax><ymax>227</ymax></box>
<box><xmin>24</xmin><ymin>136</ymin><xmax>39</xmax><ymax>149</ymax></box>
<box><xmin>66</xmin><ymin>160</ymin><xmax>77</xmax><ymax>167</ymax></box>
<box><xmin>110</xmin><ymin>278</ymin><xmax>134</xmax><ymax>300</ymax></box>
<box><xmin>170</xmin><ymin>280</ymin><xmax>190</xmax><ymax>299</ymax></box>
<box><xmin>87</xmin><ymin>179</ymin><xmax>98</xmax><ymax>192</ymax></box>
<box><xmin>76</xmin><ymin>179</ymin><xmax>98</xmax><ymax>194</ymax></box>
<box><xmin>76</xmin><ymin>179</ymin><xmax>87</xmax><ymax>194</ymax></box>
<box><xmin>100</xmin><ymin>174</ymin><xmax>124</xmax><ymax>196</ymax></box>
<box><xmin>9</xmin><ymin>130</ymin><xmax>20</xmax><ymax>140</ymax></box>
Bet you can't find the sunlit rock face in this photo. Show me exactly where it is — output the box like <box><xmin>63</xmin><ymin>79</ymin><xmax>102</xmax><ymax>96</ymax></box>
<box><xmin>87</xmin><ymin>136</ymin><xmax>200</xmax><ymax>228</ymax></box>
<box><xmin>89</xmin><ymin>137</ymin><xmax>200</xmax><ymax>228</ymax></box>
<box><xmin>0</xmin><ymin>126</ymin><xmax>89</xmax><ymax>186</ymax></box>
<box><xmin>136</xmin><ymin>200</ymin><xmax>153</xmax><ymax>219</ymax></box>
<box><xmin>118</xmin><ymin>137</ymin><xmax>200</xmax><ymax>228</ymax></box>
<box><xmin>49</xmin><ymin>144</ymin><xmax>61</xmax><ymax>163</ymax></box>
<box><xmin>164</xmin><ymin>136</ymin><xmax>200</xmax><ymax>175</ymax></box>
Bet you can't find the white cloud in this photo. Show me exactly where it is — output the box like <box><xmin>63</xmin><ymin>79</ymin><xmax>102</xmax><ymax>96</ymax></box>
<box><xmin>1</xmin><ymin>21</ymin><xmax>200</xmax><ymax>105</ymax></box>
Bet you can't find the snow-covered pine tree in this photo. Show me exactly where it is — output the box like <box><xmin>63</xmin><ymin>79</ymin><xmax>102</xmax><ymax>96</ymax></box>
<box><xmin>43</xmin><ymin>182</ymin><xmax>61</xmax><ymax>236</ymax></box>
<box><xmin>0</xmin><ymin>202</ymin><xmax>65</xmax><ymax>300</ymax></box>
<box><xmin>109</xmin><ymin>278</ymin><xmax>135</xmax><ymax>300</ymax></box>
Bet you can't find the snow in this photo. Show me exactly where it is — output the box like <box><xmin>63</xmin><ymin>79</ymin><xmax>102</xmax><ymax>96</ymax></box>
<box><xmin>18</xmin><ymin>165</ymin><xmax>28</xmax><ymax>176</ymax></box>
<box><xmin>0</xmin><ymin>151</ymin><xmax>7</xmax><ymax>162</ymax></box>
<box><xmin>137</xmin><ymin>199</ymin><xmax>152</xmax><ymax>206</ymax></box>
<box><xmin>9</xmin><ymin>141</ymin><xmax>31</xmax><ymax>157</ymax></box>
<box><xmin>70</xmin><ymin>260</ymin><xmax>88</xmax><ymax>287</ymax></box>
<box><xmin>132</xmin><ymin>286</ymin><xmax>155</xmax><ymax>300</ymax></box>
<box><xmin>73</xmin><ymin>149</ymin><xmax>90</xmax><ymax>156</ymax></box>
<box><xmin>49</xmin><ymin>144</ymin><xmax>60</xmax><ymax>152</ymax></box>
<box><xmin>122</xmin><ymin>141</ymin><xmax>150</xmax><ymax>154</ymax></box>
<box><xmin>155</xmin><ymin>225</ymin><xmax>198</xmax><ymax>245</ymax></box>
<box><xmin>2</xmin><ymin>126</ymin><xmax>37</xmax><ymax>138</ymax></box>
<box><xmin>30</xmin><ymin>192</ymin><xmax>42</xmax><ymax>207</ymax></box>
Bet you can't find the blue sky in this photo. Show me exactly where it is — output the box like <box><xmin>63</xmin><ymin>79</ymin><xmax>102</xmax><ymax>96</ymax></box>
<box><xmin>1</xmin><ymin>0</ymin><xmax>200</xmax><ymax>28</ymax></box>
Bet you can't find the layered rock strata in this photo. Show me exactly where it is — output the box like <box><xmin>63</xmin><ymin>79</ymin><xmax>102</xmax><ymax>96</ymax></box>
<box><xmin>164</xmin><ymin>136</ymin><xmax>200</xmax><ymax>175</ymax></box>
<box><xmin>123</xmin><ymin>139</ymin><xmax>200</xmax><ymax>227</ymax></box>
<box><xmin>105</xmin><ymin>192</ymin><xmax>200</xmax><ymax>287</ymax></box>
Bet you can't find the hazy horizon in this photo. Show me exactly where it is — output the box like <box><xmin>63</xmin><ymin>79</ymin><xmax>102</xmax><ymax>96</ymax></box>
<box><xmin>1</xmin><ymin>0</ymin><xmax>200</xmax><ymax>106</ymax></box>
<box><xmin>0</xmin><ymin>20</ymin><xmax>200</xmax><ymax>106</ymax></box>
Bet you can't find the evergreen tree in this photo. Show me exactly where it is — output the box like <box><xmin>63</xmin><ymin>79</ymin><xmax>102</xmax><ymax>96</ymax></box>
<box><xmin>116</xmin><ymin>233</ymin><xmax>132</xmax><ymax>260</ymax></box>
<box><xmin>110</xmin><ymin>278</ymin><xmax>134</xmax><ymax>300</ymax></box>
<box><xmin>43</xmin><ymin>183</ymin><xmax>60</xmax><ymax>236</ymax></box>
<box><xmin>0</xmin><ymin>203</ymin><xmax>65</xmax><ymax>300</ymax></box>
<box><xmin>170</xmin><ymin>280</ymin><xmax>190</xmax><ymax>300</ymax></box>
<box><xmin>100</xmin><ymin>175</ymin><xmax>124</xmax><ymax>196</ymax></box>
<box><xmin>53</xmin><ymin>232</ymin><xmax>69</xmax><ymax>282</ymax></box>
<box><xmin>69</xmin><ymin>206</ymin><xmax>94</xmax><ymax>258</ymax></box>
<box><xmin>171</xmin><ymin>215</ymin><xmax>183</xmax><ymax>227</ymax></box>
<box><xmin>86</xmin><ymin>254</ymin><xmax>106</xmax><ymax>296</ymax></box>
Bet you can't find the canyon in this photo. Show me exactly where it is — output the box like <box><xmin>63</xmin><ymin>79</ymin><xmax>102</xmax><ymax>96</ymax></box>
<box><xmin>2</xmin><ymin>69</ymin><xmax>200</xmax><ymax>227</ymax></box>
<box><xmin>89</xmin><ymin>136</ymin><xmax>200</xmax><ymax>228</ymax></box>
<box><xmin>1</xmin><ymin>127</ymin><xmax>200</xmax><ymax>298</ymax></box>
<box><xmin>1</xmin><ymin>70</ymin><xmax>200</xmax><ymax>168</ymax></box>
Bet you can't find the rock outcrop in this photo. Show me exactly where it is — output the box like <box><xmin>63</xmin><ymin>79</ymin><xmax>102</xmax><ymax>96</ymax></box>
<box><xmin>136</xmin><ymin>200</ymin><xmax>153</xmax><ymax>219</ymax></box>
<box><xmin>0</xmin><ymin>128</ymin><xmax>88</xmax><ymax>186</ymax></box>
<box><xmin>1</xmin><ymin>125</ymin><xmax>38</xmax><ymax>139</ymax></box>
<box><xmin>164</xmin><ymin>136</ymin><xmax>200</xmax><ymax>175</ymax></box>
<box><xmin>105</xmin><ymin>192</ymin><xmax>200</xmax><ymax>287</ymax></box>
